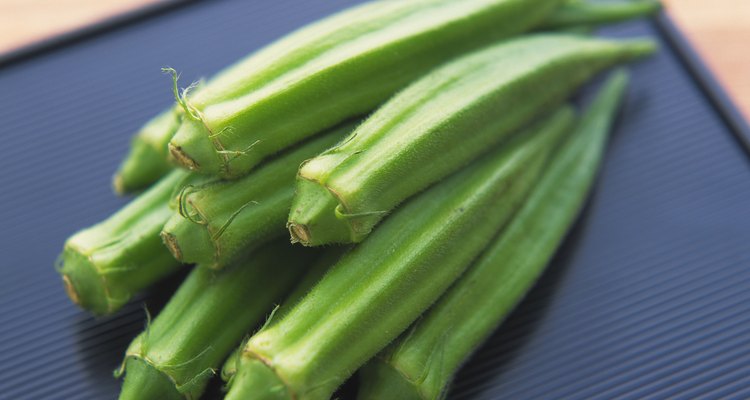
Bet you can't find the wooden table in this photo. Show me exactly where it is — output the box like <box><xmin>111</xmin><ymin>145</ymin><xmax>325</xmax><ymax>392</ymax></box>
<box><xmin>662</xmin><ymin>0</ymin><xmax>750</xmax><ymax>118</ymax></box>
<box><xmin>1</xmin><ymin>0</ymin><xmax>748</xmax><ymax>118</ymax></box>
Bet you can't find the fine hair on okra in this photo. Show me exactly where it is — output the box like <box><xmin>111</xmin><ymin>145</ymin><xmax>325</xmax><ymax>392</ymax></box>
<box><xmin>288</xmin><ymin>33</ymin><xmax>656</xmax><ymax>247</ymax></box>
<box><xmin>160</xmin><ymin>121</ymin><xmax>356</xmax><ymax>270</ymax></box>
<box><xmin>57</xmin><ymin>169</ymin><xmax>193</xmax><ymax>315</ymax></box>
<box><xmin>166</xmin><ymin>0</ymin><xmax>567</xmax><ymax>179</ymax></box>
<box><xmin>222</xmin><ymin>105</ymin><xmax>575</xmax><ymax>400</ymax></box>
<box><xmin>357</xmin><ymin>70</ymin><xmax>631</xmax><ymax>400</ymax></box>
<box><xmin>116</xmin><ymin>241</ymin><xmax>318</xmax><ymax>400</ymax></box>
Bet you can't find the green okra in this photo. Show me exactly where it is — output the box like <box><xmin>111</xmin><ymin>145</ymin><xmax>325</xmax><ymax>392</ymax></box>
<box><xmin>289</xmin><ymin>34</ymin><xmax>655</xmax><ymax>246</ymax></box>
<box><xmin>112</xmin><ymin>0</ymin><xmax>656</xmax><ymax>192</ymax></box>
<box><xmin>116</xmin><ymin>241</ymin><xmax>315</xmax><ymax>400</ymax></box>
<box><xmin>112</xmin><ymin>6</ymin><xmax>357</xmax><ymax>194</ymax></box>
<box><xmin>221</xmin><ymin>247</ymin><xmax>347</xmax><ymax>387</ymax></box>
<box><xmin>357</xmin><ymin>70</ymin><xmax>631</xmax><ymax>400</ymax></box>
<box><xmin>114</xmin><ymin>0</ymin><xmax>399</xmax><ymax>193</ymax></box>
<box><xmin>58</xmin><ymin>170</ymin><xmax>192</xmax><ymax>315</ymax></box>
<box><xmin>113</xmin><ymin>108</ymin><xmax>180</xmax><ymax>194</ymax></box>
<box><xmin>543</xmin><ymin>0</ymin><xmax>662</xmax><ymax>29</ymax></box>
<box><xmin>222</xmin><ymin>105</ymin><xmax>575</xmax><ymax>400</ymax></box>
<box><xmin>160</xmin><ymin>122</ymin><xmax>355</xmax><ymax>270</ymax></box>
<box><xmin>167</xmin><ymin>0</ymin><xmax>566</xmax><ymax>179</ymax></box>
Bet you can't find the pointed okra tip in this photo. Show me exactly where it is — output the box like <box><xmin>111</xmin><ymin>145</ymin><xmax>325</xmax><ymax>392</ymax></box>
<box><xmin>605</xmin><ymin>68</ymin><xmax>631</xmax><ymax>95</ymax></box>
<box><xmin>621</xmin><ymin>37</ymin><xmax>659</xmax><ymax>59</ymax></box>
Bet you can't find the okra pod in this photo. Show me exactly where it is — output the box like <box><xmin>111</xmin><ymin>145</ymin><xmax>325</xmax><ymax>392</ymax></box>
<box><xmin>58</xmin><ymin>170</ymin><xmax>191</xmax><ymax>315</ymax></box>
<box><xmin>222</xmin><ymin>106</ymin><xmax>574</xmax><ymax>400</ymax></box>
<box><xmin>167</xmin><ymin>0</ymin><xmax>565</xmax><ymax>179</ymax></box>
<box><xmin>289</xmin><ymin>34</ymin><xmax>655</xmax><ymax>246</ymax></box>
<box><xmin>117</xmin><ymin>241</ymin><xmax>314</xmax><ymax>400</ymax></box>
<box><xmin>160</xmin><ymin>122</ymin><xmax>354</xmax><ymax>270</ymax></box>
<box><xmin>543</xmin><ymin>0</ymin><xmax>661</xmax><ymax>29</ymax></box>
<box><xmin>221</xmin><ymin>247</ymin><xmax>346</xmax><ymax>387</ymax></box>
<box><xmin>357</xmin><ymin>70</ymin><xmax>630</xmax><ymax>400</ymax></box>
<box><xmin>113</xmin><ymin>3</ymin><xmax>362</xmax><ymax>194</ymax></box>
<box><xmin>113</xmin><ymin>0</ymin><xmax>656</xmax><ymax>191</ymax></box>
<box><xmin>113</xmin><ymin>108</ymin><xmax>180</xmax><ymax>194</ymax></box>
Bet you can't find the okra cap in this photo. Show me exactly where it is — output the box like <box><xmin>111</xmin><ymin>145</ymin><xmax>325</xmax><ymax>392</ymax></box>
<box><xmin>169</xmin><ymin>117</ymin><xmax>221</xmax><ymax>175</ymax></box>
<box><xmin>160</xmin><ymin>215</ymin><xmax>216</xmax><ymax>268</ymax></box>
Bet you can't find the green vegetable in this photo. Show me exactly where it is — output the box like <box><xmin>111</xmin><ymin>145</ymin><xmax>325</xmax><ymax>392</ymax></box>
<box><xmin>222</xmin><ymin>106</ymin><xmax>573</xmax><ymax>400</ymax></box>
<box><xmin>116</xmin><ymin>241</ymin><xmax>313</xmax><ymax>400</ymax></box>
<box><xmin>113</xmin><ymin>108</ymin><xmax>180</xmax><ymax>194</ymax></box>
<box><xmin>167</xmin><ymin>0</ymin><xmax>566</xmax><ymax>179</ymax></box>
<box><xmin>58</xmin><ymin>170</ymin><xmax>190</xmax><ymax>315</ymax></box>
<box><xmin>113</xmin><ymin>9</ymin><xmax>362</xmax><ymax>194</ymax></box>
<box><xmin>160</xmin><ymin>122</ymin><xmax>354</xmax><ymax>270</ymax></box>
<box><xmin>289</xmin><ymin>34</ymin><xmax>655</xmax><ymax>246</ymax></box>
<box><xmin>221</xmin><ymin>247</ymin><xmax>347</xmax><ymax>387</ymax></box>
<box><xmin>357</xmin><ymin>70</ymin><xmax>630</xmax><ymax>400</ymax></box>
<box><xmin>112</xmin><ymin>0</ymin><xmax>658</xmax><ymax>192</ymax></box>
<box><xmin>543</xmin><ymin>0</ymin><xmax>661</xmax><ymax>29</ymax></box>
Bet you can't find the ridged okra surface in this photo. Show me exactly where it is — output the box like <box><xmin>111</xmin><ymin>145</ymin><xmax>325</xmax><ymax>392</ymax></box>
<box><xmin>117</xmin><ymin>242</ymin><xmax>314</xmax><ymax>400</ymax></box>
<box><xmin>58</xmin><ymin>170</ymin><xmax>191</xmax><ymax>315</ymax></box>
<box><xmin>223</xmin><ymin>105</ymin><xmax>574</xmax><ymax>400</ymax></box>
<box><xmin>358</xmin><ymin>70</ymin><xmax>630</xmax><ymax>400</ymax></box>
<box><xmin>160</xmin><ymin>122</ymin><xmax>354</xmax><ymax>269</ymax></box>
<box><xmin>289</xmin><ymin>34</ymin><xmax>655</xmax><ymax>246</ymax></box>
<box><xmin>167</xmin><ymin>0</ymin><xmax>565</xmax><ymax>179</ymax></box>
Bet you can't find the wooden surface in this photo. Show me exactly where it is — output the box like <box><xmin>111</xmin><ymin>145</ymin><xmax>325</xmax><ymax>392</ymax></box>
<box><xmin>662</xmin><ymin>0</ymin><xmax>750</xmax><ymax>118</ymax></box>
<box><xmin>1</xmin><ymin>0</ymin><xmax>748</xmax><ymax>118</ymax></box>
<box><xmin>0</xmin><ymin>0</ymin><xmax>159</xmax><ymax>53</ymax></box>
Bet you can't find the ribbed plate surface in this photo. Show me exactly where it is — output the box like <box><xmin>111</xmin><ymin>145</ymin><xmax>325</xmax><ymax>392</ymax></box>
<box><xmin>1</xmin><ymin>1</ymin><xmax>748</xmax><ymax>399</ymax></box>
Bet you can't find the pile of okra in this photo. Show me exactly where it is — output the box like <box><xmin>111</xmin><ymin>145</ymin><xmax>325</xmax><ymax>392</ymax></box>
<box><xmin>56</xmin><ymin>1</ymin><xmax>661</xmax><ymax>399</ymax></box>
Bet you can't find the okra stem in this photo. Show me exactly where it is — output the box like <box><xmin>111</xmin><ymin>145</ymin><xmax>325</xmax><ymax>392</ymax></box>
<box><xmin>290</xmin><ymin>34</ymin><xmax>655</xmax><ymax>246</ymax></box>
<box><xmin>117</xmin><ymin>242</ymin><xmax>315</xmax><ymax>400</ymax></box>
<box><xmin>167</xmin><ymin>0</ymin><xmax>565</xmax><ymax>179</ymax></box>
<box><xmin>160</xmin><ymin>122</ymin><xmax>355</xmax><ymax>270</ymax></box>
<box><xmin>357</xmin><ymin>70</ymin><xmax>630</xmax><ymax>400</ymax></box>
<box><xmin>223</xmin><ymin>106</ymin><xmax>574</xmax><ymax>400</ymax></box>
<box><xmin>58</xmin><ymin>170</ymin><xmax>190</xmax><ymax>315</ymax></box>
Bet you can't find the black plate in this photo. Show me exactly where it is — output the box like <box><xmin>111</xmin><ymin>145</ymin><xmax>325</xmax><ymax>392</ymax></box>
<box><xmin>1</xmin><ymin>1</ymin><xmax>749</xmax><ymax>399</ymax></box>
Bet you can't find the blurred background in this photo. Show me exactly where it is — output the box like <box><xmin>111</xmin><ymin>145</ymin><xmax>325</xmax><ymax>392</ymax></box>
<box><xmin>0</xmin><ymin>0</ymin><xmax>748</xmax><ymax>117</ymax></box>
